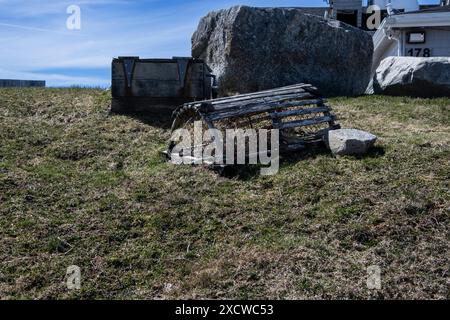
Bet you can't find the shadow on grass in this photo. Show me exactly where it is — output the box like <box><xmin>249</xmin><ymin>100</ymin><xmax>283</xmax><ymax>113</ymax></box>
<box><xmin>281</xmin><ymin>144</ymin><xmax>331</xmax><ymax>165</ymax></box>
<box><xmin>216</xmin><ymin>164</ymin><xmax>262</xmax><ymax>180</ymax></box>
<box><xmin>217</xmin><ymin>144</ymin><xmax>386</xmax><ymax>181</ymax></box>
<box><xmin>359</xmin><ymin>146</ymin><xmax>386</xmax><ymax>158</ymax></box>
<box><xmin>217</xmin><ymin>144</ymin><xmax>329</xmax><ymax>181</ymax></box>
<box><xmin>111</xmin><ymin>110</ymin><xmax>174</xmax><ymax>130</ymax></box>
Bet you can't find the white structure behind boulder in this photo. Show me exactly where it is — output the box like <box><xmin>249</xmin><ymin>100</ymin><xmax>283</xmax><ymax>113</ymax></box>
<box><xmin>371</xmin><ymin>6</ymin><xmax>450</xmax><ymax>75</ymax></box>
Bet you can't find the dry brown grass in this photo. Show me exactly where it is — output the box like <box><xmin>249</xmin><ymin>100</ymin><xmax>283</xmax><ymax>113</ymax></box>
<box><xmin>0</xmin><ymin>88</ymin><xmax>449</xmax><ymax>299</ymax></box>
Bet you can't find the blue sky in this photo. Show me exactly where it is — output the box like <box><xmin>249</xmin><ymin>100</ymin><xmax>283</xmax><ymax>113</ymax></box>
<box><xmin>0</xmin><ymin>0</ymin><xmax>440</xmax><ymax>87</ymax></box>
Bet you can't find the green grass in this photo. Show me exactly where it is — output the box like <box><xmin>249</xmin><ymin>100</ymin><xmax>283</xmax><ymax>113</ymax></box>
<box><xmin>0</xmin><ymin>88</ymin><xmax>449</xmax><ymax>299</ymax></box>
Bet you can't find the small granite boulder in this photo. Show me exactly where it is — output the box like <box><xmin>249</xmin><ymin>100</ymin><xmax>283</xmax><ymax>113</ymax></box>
<box><xmin>327</xmin><ymin>129</ymin><xmax>377</xmax><ymax>156</ymax></box>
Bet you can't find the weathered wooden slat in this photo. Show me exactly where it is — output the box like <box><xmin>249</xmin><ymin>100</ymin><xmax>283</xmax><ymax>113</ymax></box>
<box><xmin>208</xmin><ymin>87</ymin><xmax>311</xmax><ymax>108</ymax></box>
<box><xmin>205</xmin><ymin>98</ymin><xmax>321</xmax><ymax>121</ymax></box>
<box><xmin>186</xmin><ymin>85</ymin><xmax>316</xmax><ymax>112</ymax></box>
<box><xmin>270</xmin><ymin>106</ymin><xmax>330</xmax><ymax>119</ymax></box>
<box><xmin>197</xmin><ymin>83</ymin><xmax>312</xmax><ymax>105</ymax></box>
<box><xmin>212</xmin><ymin>84</ymin><xmax>309</xmax><ymax>100</ymax></box>
<box><xmin>213</xmin><ymin>97</ymin><xmax>325</xmax><ymax>114</ymax></box>
<box><xmin>274</xmin><ymin>116</ymin><xmax>335</xmax><ymax>130</ymax></box>
<box><xmin>203</xmin><ymin>92</ymin><xmax>315</xmax><ymax>115</ymax></box>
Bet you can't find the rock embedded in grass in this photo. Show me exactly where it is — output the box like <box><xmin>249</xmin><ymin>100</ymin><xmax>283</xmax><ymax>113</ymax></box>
<box><xmin>327</xmin><ymin>129</ymin><xmax>377</xmax><ymax>156</ymax></box>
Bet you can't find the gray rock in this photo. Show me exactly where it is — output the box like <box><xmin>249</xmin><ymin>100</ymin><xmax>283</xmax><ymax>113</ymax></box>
<box><xmin>371</xmin><ymin>56</ymin><xmax>450</xmax><ymax>97</ymax></box>
<box><xmin>327</xmin><ymin>129</ymin><xmax>377</xmax><ymax>156</ymax></box>
<box><xmin>192</xmin><ymin>6</ymin><xmax>373</xmax><ymax>97</ymax></box>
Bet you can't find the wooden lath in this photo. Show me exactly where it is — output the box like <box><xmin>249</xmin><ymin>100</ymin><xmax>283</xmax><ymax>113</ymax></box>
<box><xmin>170</xmin><ymin>83</ymin><xmax>340</xmax><ymax>155</ymax></box>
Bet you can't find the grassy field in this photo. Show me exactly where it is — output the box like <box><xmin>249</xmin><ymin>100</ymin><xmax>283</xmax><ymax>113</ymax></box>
<box><xmin>0</xmin><ymin>88</ymin><xmax>449</xmax><ymax>299</ymax></box>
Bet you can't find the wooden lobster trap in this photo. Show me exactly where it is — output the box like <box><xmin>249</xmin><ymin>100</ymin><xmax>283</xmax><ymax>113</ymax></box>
<box><xmin>167</xmin><ymin>83</ymin><xmax>340</xmax><ymax>165</ymax></box>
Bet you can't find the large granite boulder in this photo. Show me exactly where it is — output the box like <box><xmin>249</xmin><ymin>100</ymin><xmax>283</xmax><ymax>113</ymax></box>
<box><xmin>371</xmin><ymin>57</ymin><xmax>450</xmax><ymax>97</ymax></box>
<box><xmin>192</xmin><ymin>6</ymin><xmax>373</xmax><ymax>97</ymax></box>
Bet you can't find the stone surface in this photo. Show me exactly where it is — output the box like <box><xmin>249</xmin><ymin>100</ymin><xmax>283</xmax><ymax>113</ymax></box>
<box><xmin>327</xmin><ymin>129</ymin><xmax>377</xmax><ymax>156</ymax></box>
<box><xmin>371</xmin><ymin>56</ymin><xmax>450</xmax><ymax>97</ymax></box>
<box><xmin>192</xmin><ymin>6</ymin><xmax>373</xmax><ymax>97</ymax></box>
